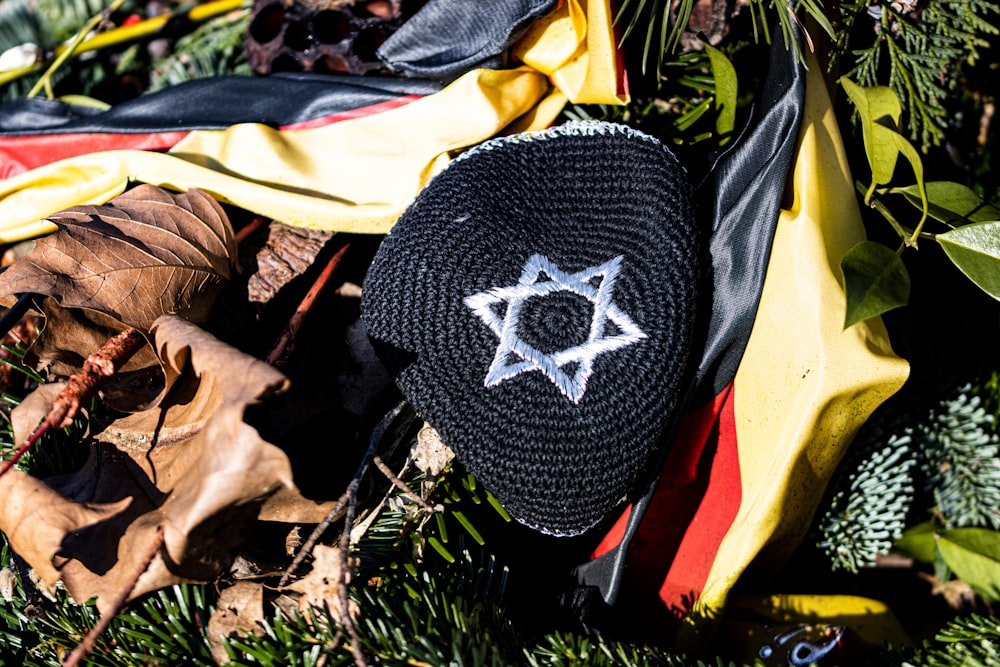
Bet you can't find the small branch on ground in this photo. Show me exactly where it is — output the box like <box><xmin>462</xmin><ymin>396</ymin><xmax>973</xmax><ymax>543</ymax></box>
<box><xmin>338</xmin><ymin>471</ymin><xmax>367</xmax><ymax>667</ymax></box>
<box><xmin>0</xmin><ymin>326</ymin><xmax>146</xmax><ymax>479</ymax></box>
<box><xmin>62</xmin><ymin>524</ymin><xmax>165</xmax><ymax>667</ymax></box>
<box><xmin>266</xmin><ymin>242</ymin><xmax>350</xmax><ymax>369</ymax></box>
<box><xmin>277</xmin><ymin>403</ymin><xmax>414</xmax><ymax>666</ymax></box>
<box><xmin>234</xmin><ymin>215</ymin><xmax>269</xmax><ymax>246</ymax></box>
<box><xmin>372</xmin><ymin>455</ymin><xmax>436</xmax><ymax>512</ymax></box>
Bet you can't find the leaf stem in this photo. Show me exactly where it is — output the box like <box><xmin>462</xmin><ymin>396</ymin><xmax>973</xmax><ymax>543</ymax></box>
<box><xmin>856</xmin><ymin>180</ymin><xmax>917</xmax><ymax>246</ymax></box>
<box><xmin>11</xmin><ymin>0</ymin><xmax>244</xmax><ymax>93</ymax></box>
<box><xmin>27</xmin><ymin>0</ymin><xmax>130</xmax><ymax>99</ymax></box>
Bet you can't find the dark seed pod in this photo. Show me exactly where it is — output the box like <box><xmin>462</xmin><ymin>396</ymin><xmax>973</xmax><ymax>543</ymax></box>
<box><xmin>243</xmin><ymin>0</ymin><xmax>424</xmax><ymax>76</ymax></box>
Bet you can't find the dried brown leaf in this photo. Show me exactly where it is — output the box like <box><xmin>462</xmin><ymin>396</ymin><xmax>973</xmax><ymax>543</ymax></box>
<box><xmin>11</xmin><ymin>382</ymin><xmax>66</xmax><ymax>445</ymax></box>
<box><xmin>0</xmin><ymin>185</ymin><xmax>236</xmax><ymax>412</ymax></box>
<box><xmin>207</xmin><ymin>581</ymin><xmax>266</xmax><ymax>664</ymax></box>
<box><xmin>0</xmin><ymin>468</ymin><xmax>132</xmax><ymax>587</ymax></box>
<box><xmin>25</xmin><ymin>300</ymin><xmax>168</xmax><ymax>413</ymax></box>
<box><xmin>0</xmin><ymin>185</ymin><xmax>235</xmax><ymax>331</ymax></box>
<box><xmin>288</xmin><ymin>544</ymin><xmax>358</xmax><ymax>623</ymax></box>
<box><xmin>0</xmin><ymin>315</ymin><xmax>335</xmax><ymax>615</ymax></box>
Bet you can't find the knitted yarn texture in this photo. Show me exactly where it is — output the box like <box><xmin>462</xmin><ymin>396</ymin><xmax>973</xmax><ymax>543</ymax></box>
<box><xmin>362</xmin><ymin>120</ymin><xmax>701</xmax><ymax>535</ymax></box>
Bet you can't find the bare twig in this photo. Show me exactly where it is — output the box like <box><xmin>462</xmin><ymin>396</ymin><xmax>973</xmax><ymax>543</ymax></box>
<box><xmin>278</xmin><ymin>400</ymin><xmax>402</xmax><ymax>587</ymax></box>
<box><xmin>278</xmin><ymin>403</ymin><xmax>413</xmax><ymax>667</ymax></box>
<box><xmin>0</xmin><ymin>327</ymin><xmax>146</xmax><ymax>479</ymax></box>
<box><xmin>338</xmin><ymin>463</ymin><xmax>367</xmax><ymax>667</ymax></box>
<box><xmin>0</xmin><ymin>294</ymin><xmax>34</xmax><ymax>342</ymax></box>
<box><xmin>372</xmin><ymin>456</ymin><xmax>435</xmax><ymax>512</ymax></box>
<box><xmin>234</xmin><ymin>215</ymin><xmax>269</xmax><ymax>246</ymax></box>
<box><xmin>62</xmin><ymin>525</ymin><xmax>165</xmax><ymax>667</ymax></box>
<box><xmin>278</xmin><ymin>489</ymin><xmax>350</xmax><ymax>589</ymax></box>
<box><xmin>266</xmin><ymin>242</ymin><xmax>350</xmax><ymax>369</ymax></box>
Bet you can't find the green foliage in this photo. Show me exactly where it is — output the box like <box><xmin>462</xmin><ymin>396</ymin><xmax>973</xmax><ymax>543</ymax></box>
<box><xmin>935</xmin><ymin>221</ymin><xmax>1000</xmax><ymax>300</ymax></box>
<box><xmin>839</xmin><ymin>81</ymin><xmax>1000</xmax><ymax>320</ymax></box>
<box><xmin>526</xmin><ymin>632</ymin><xmax>731</xmax><ymax>667</ymax></box>
<box><xmin>919</xmin><ymin>613</ymin><xmax>1000</xmax><ymax>666</ymax></box>
<box><xmin>0</xmin><ymin>537</ymin><xmax>215</xmax><ymax>666</ymax></box>
<box><xmin>563</xmin><ymin>49</ymin><xmax>734</xmax><ymax>149</ymax></box>
<box><xmin>224</xmin><ymin>550</ymin><xmax>519</xmax><ymax>666</ymax></box>
<box><xmin>703</xmin><ymin>44</ymin><xmax>736</xmax><ymax>142</ymax></box>
<box><xmin>913</xmin><ymin>384</ymin><xmax>1000</xmax><ymax>530</ymax></box>
<box><xmin>0</xmin><ymin>0</ymin><xmax>143</xmax><ymax>101</ymax></box>
<box><xmin>615</xmin><ymin>0</ymin><xmax>832</xmax><ymax>75</ymax></box>
<box><xmin>148</xmin><ymin>7</ymin><xmax>251</xmax><ymax>92</ymax></box>
<box><xmin>816</xmin><ymin>417</ymin><xmax>915</xmax><ymax>573</ymax></box>
<box><xmin>897</xmin><ymin>522</ymin><xmax>1000</xmax><ymax>604</ymax></box>
<box><xmin>841</xmin><ymin>77</ymin><xmax>927</xmax><ymax>215</ymax></box>
<box><xmin>840</xmin><ymin>240</ymin><xmax>911</xmax><ymax>327</ymax></box>
<box><xmin>837</xmin><ymin>0</ymin><xmax>999</xmax><ymax>150</ymax></box>
<box><xmin>891</xmin><ymin>181</ymin><xmax>1000</xmax><ymax>228</ymax></box>
<box><xmin>883</xmin><ymin>612</ymin><xmax>1000</xmax><ymax>666</ymax></box>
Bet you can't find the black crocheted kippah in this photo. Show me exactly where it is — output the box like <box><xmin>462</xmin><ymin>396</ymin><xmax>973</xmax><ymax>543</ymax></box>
<box><xmin>362</xmin><ymin>120</ymin><xmax>700</xmax><ymax>535</ymax></box>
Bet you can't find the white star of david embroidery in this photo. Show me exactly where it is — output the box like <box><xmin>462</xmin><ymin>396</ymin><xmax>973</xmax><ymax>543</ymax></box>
<box><xmin>463</xmin><ymin>254</ymin><xmax>647</xmax><ymax>404</ymax></box>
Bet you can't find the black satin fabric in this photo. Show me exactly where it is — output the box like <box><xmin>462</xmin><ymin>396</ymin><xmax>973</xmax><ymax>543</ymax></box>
<box><xmin>377</xmin><ymin>0</ymin><xmax>556</xmax><ymax>79</ymax></box>
<box><xmin>0</xmin><ymin>73</ymin><xmax>443</xmax><ymax>135</ymax></box>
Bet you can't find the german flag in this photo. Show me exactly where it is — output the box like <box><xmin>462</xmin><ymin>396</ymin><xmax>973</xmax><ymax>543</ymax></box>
<box><xmin>0</xmin><ymin>0</ymin><xmax>625</xmax><ymax>242</ymax></box>
<box><xmin>569</xmin><ymin>41</ymin><xmax>909</xmax><ymax>648</ymax></box>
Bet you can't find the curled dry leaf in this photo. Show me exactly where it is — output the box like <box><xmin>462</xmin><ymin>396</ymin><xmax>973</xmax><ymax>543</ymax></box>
<box><xmin>0</xmin><ymin>185</ymin><xmax>236</xmax><ymax>411</ymax></box>
<box><xmin>0</xmin><ymin>315</ymin><xmax>334</xmax><ymax>615</ymax></box>
<box><xmin>207</xmin><ymin>581</ymin><xmax>266</xmax><ymax>665</ymax></box>
<box><xmin>287</xmin><ymin>544</ymin><xmax>359</xmax><ymax>624</ymax></box>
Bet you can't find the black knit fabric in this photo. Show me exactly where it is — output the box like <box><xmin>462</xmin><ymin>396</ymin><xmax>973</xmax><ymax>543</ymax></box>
<box><xmin>362</xmin><ymin>121</ymin><xmax>700</xmax><ymax>535</ymax></box>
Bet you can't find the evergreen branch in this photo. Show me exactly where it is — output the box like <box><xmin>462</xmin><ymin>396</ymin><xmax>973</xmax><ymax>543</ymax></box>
<box><xmin>839</xmin><ymin>0</ymin><xmax>999</xmax><ymax>149</ymax></box>
<box><xmin>148</xmin><ymin>3</ymin><xmax>251</xmax><ymax>90</ymax></box>
<box><xmin>890</xmin><ymin>613</ymin><xmax>1000</xmax><ymax>666</ymax></box>
<box><xmin>816</xmin><ymin>429</ymin><xmax>916</xmax><ymax>573</ymax></box>
<box><xmin>915</xmin><ymin>383</ymin><xmax>1000</xmax><ymax>529</ymax></box>
<box><xmin>616</xmin><ymin>0</ymin><xmax>832</xmax><ymax>76</ymax></box>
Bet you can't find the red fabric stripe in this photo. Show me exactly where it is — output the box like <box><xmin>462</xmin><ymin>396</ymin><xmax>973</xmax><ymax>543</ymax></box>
<box><xmin>591</xmin><ymin>386</ymin><xmax>732</xmax><ymax>561</ymax></box>
<box><xmin>0</xmin><ymin>94</ymin><xmax>424</xmax><ymax>178</ymax></box>
<box><xmin>590</xmin><ymin>383</ymin><xmax>743</xmax><ymax>627</ymax></box>
<box><xmin>0</xmin><ymin>131</ymin><xmax>191</xmax><ymax>179</ymax></box>
<box><xmin>278</xmin><ymin>94</ymin><xmax>422</xmax><ymax>130</ymax></box>
<box><xmin>656</xmin><ymin>383</ymin><xmax>741</xmax><ymax>615</ymax></box>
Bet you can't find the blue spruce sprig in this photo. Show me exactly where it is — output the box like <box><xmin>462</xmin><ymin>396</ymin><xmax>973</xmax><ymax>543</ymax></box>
<box><xmin>914</xmin><ymin>384</ymin><xmax>1000</xmax><ymax>530</ymax></box>
<box><xmin>817</xmin><ymin>421</ymin><xmax>916</xmax><ymax>573</ymax></box>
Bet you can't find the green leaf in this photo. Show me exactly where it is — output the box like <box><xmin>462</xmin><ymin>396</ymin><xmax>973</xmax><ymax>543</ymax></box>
<box><xmin>841</xmin><ymin>78</ymin><xmax>927</xmax><ymax>228</ymax></box>
<box><xmin>891</xmin><ymin>181</ymin><xmax>1000</xmax><ymax>227</ymax></box>
<box><xmin>936</xmin><ymin>221</ymin><xmax>1000</xmax><ymax>300</ymax></box>
<box><xmin>937</xmin><ymin>528</ymin><xmax>1000</xmax><ymax>601</ymax></box>
<box><xmin>840</xmin><ymin>240</ymin><xmax>911</xmax><ymax>328</ymax></box>
<box><xmin>704</xmin><ymin>43</ymin><xmax>736</xmax><ymax>144</ymax></box>
<box><xmin>57</xmin><ymin>93</ymin><xmax>110</xmax><ymax>110</ymax></box>
<box><xmin>896</xmin><ymin>520</ymin><xmax>937</xmax><ymax>563</ymax></box>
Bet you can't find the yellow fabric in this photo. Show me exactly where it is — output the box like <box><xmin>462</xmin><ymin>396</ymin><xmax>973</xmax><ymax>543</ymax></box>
<box><xmin>0</xmin><ymin>67</ymin><xmax>552</xmax><ymax>242</ymax></box>
<box><xmin>0</xmin><ymin>1</ymin><xmax>626</xmax><ymax>243</ymax></box>
<box><xmin>677</xmin><ymin>50</ymin><xmax>910</xmax><ymax>648</ymax></box>
<box><xmin>514</xmin><ymin>0</ymin><xmax>627</xmax><ymax>104</ymax></box>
